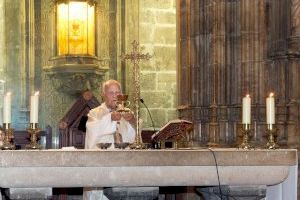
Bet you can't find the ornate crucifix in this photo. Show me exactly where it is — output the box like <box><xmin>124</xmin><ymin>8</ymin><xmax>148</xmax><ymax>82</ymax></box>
<box><xmin>122</xmin><ymin>40</ymin><xmax>152</xmax><ymax>149</ymax></box>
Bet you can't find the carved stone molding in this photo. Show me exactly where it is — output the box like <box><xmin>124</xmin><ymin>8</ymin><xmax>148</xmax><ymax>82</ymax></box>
<box><xmin>44</xmin><ymin>55</ymin><xmax>109</xmax><ymax>95</ymax></box>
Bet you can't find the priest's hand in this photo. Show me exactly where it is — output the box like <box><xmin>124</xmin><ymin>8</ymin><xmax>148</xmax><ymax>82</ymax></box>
<box><xmin>111</xmin><ymin>111</ymin><xmax>122</xmax><ymax>121</ymax></box>
<box><xmin>123</xmin><ymin>112</ymin><xmax>135</xmax><ymax>124</ymax></box>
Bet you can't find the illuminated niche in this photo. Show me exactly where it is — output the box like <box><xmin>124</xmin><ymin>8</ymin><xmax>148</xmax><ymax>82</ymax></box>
<box><xmin>56</xmin><ymin>0</ymin><xmax>95</xmax><ymax>56</ymax></box>
<box><xmin>45</xmin><ymin>0</ymin><xmax>108</xmax><ymax>95</ymax></box>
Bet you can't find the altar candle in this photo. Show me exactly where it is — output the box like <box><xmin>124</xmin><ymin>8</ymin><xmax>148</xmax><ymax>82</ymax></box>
<box><xmin>242</xmin><ymin>94</ymin><xmax>251</xmax><ymax>125</ymax></box>
<box><xmin>266</xmin><ymin>93</ymin><xmax>275</xmax><ymax>127</ymax></box>
<box><xmin>3</xmin><ymin>92</ymin><xmax>11</xmax><ymax>124</ymax></box>
<box><xmin>30</xmin><ymin>91</ymin><xmax>39</xmax><ymax>123</ymax></box>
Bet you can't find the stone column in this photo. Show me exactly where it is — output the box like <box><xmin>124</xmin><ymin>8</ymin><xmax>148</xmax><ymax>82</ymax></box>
<box><xmin>207</xmin><ymin>0</ymin><xmax>226</xmax><ymax>146</ymax></box>
<box><xmin>224</xmin><ymin>0</ymin><xmax>241</xmax><ymax>145</ymax></box>
<box><xmin>0</xmin><ymin>0</ymin><xmax>5</xmax><ymax>124</ymax></box>
<box><xmin>288</xmin><ymin>0</ymin><xmax>300</xmax><ymax>53</ymax></box>
<box><xmin>97</xmin><ymin>0</ymin><xmax>111</xmax><ymax>72</ymax></box>
<box><xmin>286</xmin><ymin>0</ymin><xmax>300</xmax><ymax>148</ymax></box>
<box><xmin>109</xmin><ymin>0</ymin><xmax>118</xmax><ymax>80</ymax></box>
<box><xmin>178</xmin><ymin>0</ymin><xmax>213</xmax><ymax>145</ymax></box>
<box><xmin>177</xmin><ymin>0</ymin><xmax>192</xmax><ymax>112</ymax></box>
<box><xmin>178</xmin><ymin>0</ymin><xmax>272</xmax><ymax>147</ymax></box>
<box><xmin>0</xmin><ymin>0</ymin><xmax>4</xmax><ymax>77</ymax></box>
<box><xmin>123</xmin><ymin>0</ymin><xmax>140</xmax><ymax>103</ymax></box>
<box><xmin>239</xmin><ymin>0</ymin><xmax>268</xmax><ymax>145</ymax></box>
<box><xmin>266</xmin><ymin>0</ymin><xmax>290</xmax><ymax>146</ymax></box>
<box><xmin>4</xmin><ymin>0</ymin><xmax>23</xmax><ymax>129</ymax></box>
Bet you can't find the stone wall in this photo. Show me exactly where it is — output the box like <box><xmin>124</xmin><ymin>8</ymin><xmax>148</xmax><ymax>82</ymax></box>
<box><xmin>138</xmin><ymin>0</ymin><xmax>177</xmax><ymax>129</ymax></box>
<box><xmin>0</xmin><ymin>0</ymin><xmax>5</xmax><ymax>123</ymax></box>
<box><xmin>2</xmin><ymin>0</ymin><xmax>27</xmax><ymax>130</ymax></box>
<box><xmin>177</xmin><ymin>0</ymin><xmax>300</xmax><ymax>147</ymax></box>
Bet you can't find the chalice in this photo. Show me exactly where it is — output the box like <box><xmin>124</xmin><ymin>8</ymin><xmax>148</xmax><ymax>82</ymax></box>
<box><xmin>116</xmin><ymin>94</ymin><xmax>131</xmax><ymax>113</ymax></box>
<box><xmin>114</xmin><ymin>94</ymin><xmax>132</xmax><ymax>145</ymax></box>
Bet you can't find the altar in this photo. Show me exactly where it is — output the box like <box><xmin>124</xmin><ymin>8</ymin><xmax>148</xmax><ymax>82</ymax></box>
<box><xmin>0</xmin><ymin>148</ymin><xmax>297</xmax><ymax>200</ymax></box>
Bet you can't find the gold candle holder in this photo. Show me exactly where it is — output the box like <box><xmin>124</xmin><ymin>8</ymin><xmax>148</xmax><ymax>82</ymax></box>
<box><xmin>26</xmin><ymin>123</ymin><xmax>41</xmax><ymax>149</ymax></box>
<box><xmin>239</xmin><ymin>124</ymin><xmax>252</xmax><ymax>150</ymax></box>
<box><xmin>1</xmin><ymin>123</ymin><xmax>15</xmax><ymax>150</ymax></box>
<box><xmin>265</xmin><ymin>124</ymin><xmax>279</xmax><ymax>149</ymax></box>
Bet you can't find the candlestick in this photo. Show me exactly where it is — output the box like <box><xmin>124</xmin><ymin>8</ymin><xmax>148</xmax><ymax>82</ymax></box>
<box><xmin>239</xmin><ymin>124</ymin><xmax>252</xmax><ymax>150</ymax></box>
<box><xmin>266</xmin><ymin>93</ymin><xmax>275</xmax><ymax>130</ymax></box>
<box><xmin>26</xmin><ymin>123</ymin><xmax>41</xmax><ymax>149</ymax></box>
<box><xmin>30</xmin><ymin>91</ymin><xmax>39</xmax><ymax>123</ymax></box>
<box><xmin>3</xmin><ymin>92</ymin><xmax>11</xmax><ymax>124</ymax></box>
<box><xmin>242</xmin><ymin>94</ymin><xmax>251</xmax><ymax>125</ymax></box>
<box><xmin>1</xmin><ymin>123</ymin><xmax>15</xmax><ymax>150</ymax></box>
<box><xmin>266</xmin><ymin>127</ymin><xmax>279</xmax><ymax>149</ymax></box>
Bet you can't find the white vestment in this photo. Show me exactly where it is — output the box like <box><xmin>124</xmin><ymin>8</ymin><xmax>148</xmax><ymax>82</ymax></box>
<box><xmin>83</xmin><ymin>103</ymin><xmax>136</xmax><ymax>200</ymax></box>
<box><xmin>85</xmin><ymin>103</ymin><xmax>136</xmax><ymax>149</ymax></box>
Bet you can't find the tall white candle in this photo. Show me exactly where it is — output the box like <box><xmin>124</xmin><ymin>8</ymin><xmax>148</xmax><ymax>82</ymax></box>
<box><xmin>266</xmin><ymin>93</ymin><xmax>275</xmax><ymax>127</ymax></box>
<box><xmin>3</xmin><ymin>92</ymin><xmax>11</xmax><ymax>124</ymax></box>
<box><xmin>242</xmin><ymin>94</ymin><xmax>251</xmax><ymax>125</ymax></box>
<box><xmin>30</xmin><ymin>91</ymin><xmax>39</xmax><ymax>123</ymax></box>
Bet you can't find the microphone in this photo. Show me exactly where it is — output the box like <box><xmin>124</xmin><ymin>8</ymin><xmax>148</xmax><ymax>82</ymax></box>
<box><xmin>140</xmin><ymin>98</ymin><xmax>156</xmax><ymax>132</ymax></box>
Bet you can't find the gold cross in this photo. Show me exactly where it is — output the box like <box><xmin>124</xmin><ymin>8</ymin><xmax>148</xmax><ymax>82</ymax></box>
<box><xmin>121</xmin><ymin>40</ymin><xmax>152</xmax><ymax>149</ymax></box>
<box><xmin>122</xmin><ymin>40</ymin><xmax>152</xmax><ymax>64</ymax></box>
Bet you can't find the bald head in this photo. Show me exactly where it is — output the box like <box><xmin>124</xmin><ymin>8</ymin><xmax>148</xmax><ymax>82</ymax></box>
<box><xmin>102</xmin><ymin>80</ymin><xmax>121</xmax><ymax>110</ymax></box>
<box><xmin>102</xmin><ymin>80</ymin><xmax>121</xmax><ymax>93</ymax></box>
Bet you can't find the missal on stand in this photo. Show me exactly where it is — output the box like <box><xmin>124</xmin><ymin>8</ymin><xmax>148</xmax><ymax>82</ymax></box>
<box><xmin>151</xmin><ymin>119</ymin><xmax>193</xmax><ymax>148</ymax></box>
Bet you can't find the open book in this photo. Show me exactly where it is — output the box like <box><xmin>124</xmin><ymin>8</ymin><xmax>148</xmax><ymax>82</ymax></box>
<box><xmin>151</xmin><ymin>119</ymin><xmax>193</xmax><ymax>142</ymax></box>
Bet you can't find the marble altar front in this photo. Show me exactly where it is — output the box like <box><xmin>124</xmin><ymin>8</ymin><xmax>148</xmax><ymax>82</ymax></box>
<box><xmin>0</xmin><ymin>148</ymin><xmax>297</xmax><ymax>199</ymax></box>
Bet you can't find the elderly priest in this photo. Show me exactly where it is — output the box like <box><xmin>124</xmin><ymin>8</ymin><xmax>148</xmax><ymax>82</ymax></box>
<box><xmin>84</xmin><ymin>79</ymin><xmax>158</xmax><ymax>200</ymax></box>
<box><xmin>84</xmin><ymin>79</ymin><xmax>135</xmax><ymax>200</ymax></box>
<box><xmin>85</xmin><ymin>79</ymin><xmax>136</xmax><ymax>149</ymax></box>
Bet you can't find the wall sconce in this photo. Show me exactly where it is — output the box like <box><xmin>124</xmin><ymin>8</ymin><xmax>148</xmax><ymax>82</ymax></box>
<box><xmin>56</xmin><ymin>0</ymin><xmax>95</xmax><ymax>56</ymax></box>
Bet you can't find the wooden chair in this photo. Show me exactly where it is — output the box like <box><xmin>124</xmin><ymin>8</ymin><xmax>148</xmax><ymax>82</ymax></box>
<box><xmin>59</xmin><ymin>90</ymin><xmax>100</xmax><ymax>149</ymax></box>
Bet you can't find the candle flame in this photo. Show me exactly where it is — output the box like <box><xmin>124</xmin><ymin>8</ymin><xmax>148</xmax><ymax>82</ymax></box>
<box><xmin>6</xmin><ymin>92</ymin><xmax>11</xmax><ymax>96</ymax></box>
<box><xmin>34</xmin><ymin>91</ymin><xmax>39</xmax><ymax>96</ymax></box>
<box><xmin>246</xmin><ymin>94</ymin><xmax>250</xmax><ymax>97</ymax></box>
<box><xmin>269</xmin><ymin>92</ymin><xmax>274</xmax><ymax>97</ymax></box>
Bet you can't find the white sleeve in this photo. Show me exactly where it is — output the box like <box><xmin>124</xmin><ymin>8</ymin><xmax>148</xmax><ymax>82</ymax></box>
<box><xmin>119</xmin><ymin>118</ymin><xmax>136</xmax><ymax>143</ymax></box>
<box><xmin>85</xmin><ymin>110</ymin><xmax>116</xmax><ymax>149</ymax></box>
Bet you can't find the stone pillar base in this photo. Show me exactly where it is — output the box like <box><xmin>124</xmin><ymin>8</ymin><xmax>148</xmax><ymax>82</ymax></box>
<box><xmin>104</xmin><ymin>187</ymin><xmax>159</xmax><ymax>200</ymax></box>
<box><xmin>196</xmin><ymin>185</ymin><xmax>266</xmax><ymax>200</ymax></box>
<box><xmin>5</xmin><ymin>188</ymin><xmax>52</xmax><ymax>200</ymax></box>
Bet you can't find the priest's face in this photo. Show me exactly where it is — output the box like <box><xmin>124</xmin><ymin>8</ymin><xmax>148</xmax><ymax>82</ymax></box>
<box><xmin>103</xmin><ymin>83</ymin><xmax>121</xmax><ymax>110</ymax></box>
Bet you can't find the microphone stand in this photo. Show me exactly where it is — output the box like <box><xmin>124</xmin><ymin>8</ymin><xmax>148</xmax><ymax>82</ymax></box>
<box><xmin>140</xmin><ymin>98</ymin><xmax>160</xmax><ymax>148</ymax></box>
<box><xmin>140</xmin><ymin>98</ymin><xmax>156</xmax><ymax>132</ymax></box>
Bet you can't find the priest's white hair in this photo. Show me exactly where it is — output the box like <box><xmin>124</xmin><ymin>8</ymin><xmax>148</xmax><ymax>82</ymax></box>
<box><xmin>102</xmin><ymin>79</ymin><xmax>121</xmax><ymax>93</ymax></box>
